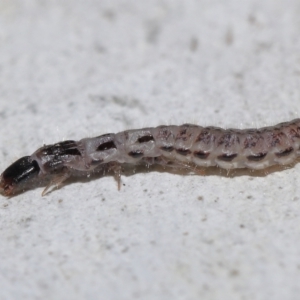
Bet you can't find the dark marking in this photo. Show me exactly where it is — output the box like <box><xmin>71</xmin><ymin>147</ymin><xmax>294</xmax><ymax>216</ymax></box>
<box><xmin>138</xmin><ymin>135</ymin><xmax>154</xmax><ymax>143</ymax></box>
<box><xmin>91</xmin><ymin>158</ymin><xmax>104</xmax><ymax>165</ymax></box>
<box><xmin>288</xmin><ymin>128</ymin><xmax>300</xmax><ymax>140</ymax></box>
<box><xmin>195</xmin><ymin>130</ymin><xmax>215</xmax><ymax>144</ymax></box>
<box><xmin>176</xmin><ymin>126</ymin><xmax>196</xmax><ymax>142</ymax></box>
<box><xmin>64</xmin><ymin>148</ymin><xmax>81</xmax><ymax>156</ymax></box>
<box><xmin>42</xmin><ymin>140</ymin><xmax>81</xmax><ymax>156</ymax></box>
<box><xmin>160</xmin><ymin>146</ymin><xmax>174</xmax><ymax>152</ymax></box>
<box><xmin>180</xmin><ymin>129</ymin><xmax>187</xmax><ymax>135</ymax></box>
<box><xmin>48</xmin><ymin>159</ymin><xmax>64</xmax><ymax>169</ymax></box>
<box><xmin>244</xmin><ymin>135</ymin><xmax>261</xmax><ymax>148</ymax></box>
<box><xmin>193</xmin><ymin>151</ymin><xmax>210</xmax><ymax>159</ymax></box>
<box><xmin>269</xmin><ymin>132</ymin><xmax>283</xmax><ymax>147</ymax></box>
<box><xmin>176</xmin><ymin>134</ymin><xmax>187</xmax><ymax>141</ymax></box>
<box><xmin>97</xmin><ymin>141</ymin><xmax>116</xmax><ymax>151</ymax></box>
<box><xmin>275</xmin><ymin>147</ymin><xmax>293</xmax><ymax>157</ymax></box>
<box><xmin>176</xmin><ymin>148</ymin><xmax>191</xmax><ymax>156</ymax></box>
<box><xmin>247</xmin><ymin>152</ymin><xmax>267</xmax><ymax>161</ymax></box>
<box><xmin>218</xmin><ymin>133</ymin><xmax>240</xmax><ymax>148</ymax></box>
<box><xmin>157</xmin><ymin>127</ymin><xmax>172</xmax><ymax>139</ymax></box>
<box><xmin>128</xmin><ymin>150</ymin><xmax>144</xmax><ymax>158</ymax></box>
<box><xmin>217</xmin><ymin>153</ymin><xmax>237</xmax><ymax>162</ymax></box>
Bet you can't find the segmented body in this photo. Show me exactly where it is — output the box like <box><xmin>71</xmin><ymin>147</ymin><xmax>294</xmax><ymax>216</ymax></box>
<box><xmin>1</xmin><ymin>118</ymin><xmax>300</xmax><ymax>196</ymax></box>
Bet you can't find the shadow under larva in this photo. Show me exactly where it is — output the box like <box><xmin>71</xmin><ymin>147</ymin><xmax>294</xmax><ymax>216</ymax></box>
<box><xmin>1</xmin><ymin>119</ymin><xmax>300</xmax><ymax>197</ymax></box>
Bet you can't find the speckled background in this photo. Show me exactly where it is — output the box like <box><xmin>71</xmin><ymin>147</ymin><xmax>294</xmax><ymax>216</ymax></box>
<box><xmin>1</xmin><ymin>0</ymin><xmax>300</xmax><ymax>299</ymax></box>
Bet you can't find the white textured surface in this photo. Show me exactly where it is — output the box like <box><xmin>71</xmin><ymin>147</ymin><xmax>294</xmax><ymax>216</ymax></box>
<box><xmin>1</xmin><ymin>1</ymin><xmax>300</xmax><ymax>299</ymax></box>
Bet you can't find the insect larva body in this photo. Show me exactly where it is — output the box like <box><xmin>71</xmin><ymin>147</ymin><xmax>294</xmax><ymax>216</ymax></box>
<box><xmin>1</xmin><ymin>119</ymin><xmax>300</xmax><ymax>196</ymax></box>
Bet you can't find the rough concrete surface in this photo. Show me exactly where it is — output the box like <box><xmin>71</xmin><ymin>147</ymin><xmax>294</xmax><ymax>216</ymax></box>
<box><xmin>0</xmin><ymin>0</ymin><xmax>300</xmax><ymax>299</ymax></box>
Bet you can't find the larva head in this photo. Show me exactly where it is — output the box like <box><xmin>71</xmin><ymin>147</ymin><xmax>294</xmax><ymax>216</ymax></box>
<box><xmin>0</xmin><ymin>156</ymin><xmax>40</xmax><ymax>196</ymax></box>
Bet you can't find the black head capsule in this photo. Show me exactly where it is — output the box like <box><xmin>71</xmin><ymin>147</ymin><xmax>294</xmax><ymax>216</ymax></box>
<box><xmin>0</xmin><ymin>156</ymin><xmax>40</xmax><ymax>196</ymax></box>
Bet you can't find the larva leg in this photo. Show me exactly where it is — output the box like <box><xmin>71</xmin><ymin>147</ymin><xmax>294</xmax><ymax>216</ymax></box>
<box><xmin>42</xmin><ymin>172</ymin><xmax>70</xmax><ymax>196</ymax></box>
<box><xmin>107</xmin><ymin>163</ymin><xmax>122</xmax><ymax>190</ymax></box>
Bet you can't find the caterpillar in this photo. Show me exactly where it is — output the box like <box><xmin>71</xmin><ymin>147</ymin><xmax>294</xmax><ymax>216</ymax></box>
<box><xmin>1</xmin><ymin>118</ymin><xmax>300</xmax><ymax>196</ymax></box>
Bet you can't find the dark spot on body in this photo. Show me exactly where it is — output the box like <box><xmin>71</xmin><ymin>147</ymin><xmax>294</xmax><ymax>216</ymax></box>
<box><xmin>270</xmin><ymin>133</ymin><xmax>281</xmax><ymax>146</ymax></box>
<box><xmin>176</xmin><ymin>148</ymin><xmax>191</xmax><ymax>156</ymax></box>
<box><xmin>195</xmin><ymin>130</ymin><xmax>215</xmax><ymax>144</ymax></box>
<box><xmin>176</xmin><ymin>126</ymin><xmax>195</xmax><ymax>142</ymax></box>
<box><xmin>244</xmin><ymin>134</ymin><xmax>261</xmax><ymax>148</ymax></box>
<box><xmin>180</xmin><ymin>129</ymin><xmax>187</xmax><ymax>135</ymax></box>
<box><xmin>138</xmin><ymin>135</ymin><xmax>154</xmax><ymax>143</ymax></box>
<box><xmin>218</xmin><ymin>133</ymin><xmax>240</xmax><ymax>148</ymax></box>
<box><xmin>157</xmin><ymin>127</ymin><xmax>172</xmax><ymax>139</ymax></box>
<box><xmin>247</xmin><ymin>152</ymin><xmax>267</xmax><ymax>161</ymax></box>
<box><xmin>42</xmin><ymin>140</ymin><xmax>81</xmax><ymax>156</ymax></box>
<box><xmin>48</xmin><ymin>159</ymin><xmax>64</xmax><ymax>169</ymax></box>
<box><xmin>217</xmin><ymin>153</ymin><xmax>237</xmax><ymax>161</ymax></box>
<box><xmin>91</xmin><ymin>158</ymin><xmax>104</xmax><ymax>165</ymax></box>
<box><xmin>275</xmin><ymin>147</ymin><xmax>293</xmax><ymax>157</ymax></box>
<box><xmin>288</xmin><ymin>128</ymin><xmax>300</xmax><ymax>140</ymax></box>
<box><xmin>193</xmin><ymin>151</ymin><xmax>210</xmax><ymax>159</ymax></box>
<box><xmin>128</xmin><ymin>150</ymin><xmax>144</xmax><ymax>158</ymax></box>
<box><xmin>97</xmin><ymin>141</ymin><xmax>116</xmax><ymax>151</ymax></box>
<box><xmin>64</xmin><ymin>148</ymin><xmax>81</xmax><ymax>156</ymax></box>
<box><xmin>160</xmin><ymin>146</ymin><xmax>174</xmax><ymax>152</ymax></box>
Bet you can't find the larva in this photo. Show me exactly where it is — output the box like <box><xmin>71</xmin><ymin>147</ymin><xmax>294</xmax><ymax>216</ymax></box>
<box><xmin>1</xmin><ymin>118</ymin><xmax>300</xmax><ymax>196</ymax></box>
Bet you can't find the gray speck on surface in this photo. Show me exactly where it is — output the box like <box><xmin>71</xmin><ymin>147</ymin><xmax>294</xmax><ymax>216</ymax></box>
<box><xmin>189</xmin><ymin>37</ymin><xmax>198</xmax><ymax>52</ymax></box>
<box><xmin>225</xmin><ymin>27</ymin><xmax>234</xmax><ymax>46</ymax></box>
<box><xmin>145</xmin><ymin>20</ymin><xmax>161</xmax><ymax>44</ymax></box>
